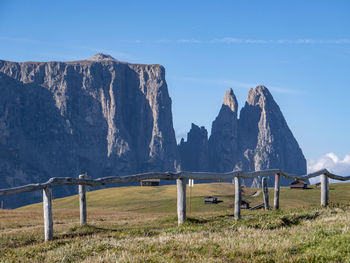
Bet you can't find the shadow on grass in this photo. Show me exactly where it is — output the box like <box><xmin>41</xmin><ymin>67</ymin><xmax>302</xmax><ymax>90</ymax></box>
<box><xmin>279</xmin><ymin>212</ymin><xmax>320</xmax><ymax>227</ymax></box>
<box><xmin>2</xmin><ymin>208</ymin><xmax>331</xmax><ymax>248</ymax></box>
<box><xmin>186</xmin><ymin>217</ymin><xmax>210</xmax><ymax>224</ymax></box>
<box><xmin>58</xmin><ymin>222</ymin><xmax>165</xmax><ymax>240</ymax></box>
<box><xmin>0</xmin><ymin>235</ymin><xmax>40</xmax><ymax>249</ymax></box>
<box><xmin>60</xmin><ymin>224</ymin><xmax>115</xmax><ymax>238</ymax></box>
<box><xmin>247</xmin><ymin>211</ymin><xmax>321</xmax><ymax>230</ymax></box>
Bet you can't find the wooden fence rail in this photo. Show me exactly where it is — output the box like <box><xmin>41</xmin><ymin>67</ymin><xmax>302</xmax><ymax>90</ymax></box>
<box><xmin>0</xmin><ymin>168</ymin><xmax>349</xmax><ymax>241</ymax></box>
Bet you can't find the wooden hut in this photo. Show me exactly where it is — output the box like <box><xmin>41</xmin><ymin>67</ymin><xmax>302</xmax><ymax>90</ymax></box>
<box><xmin>290</xmin><ymin>180</ymin><xmax>308</xmax><ymax>189</ymax></box>
<box><xmin>140</xmin><ymin>179</ymin><xmax>160</xmax><ymax>186</ymax></box>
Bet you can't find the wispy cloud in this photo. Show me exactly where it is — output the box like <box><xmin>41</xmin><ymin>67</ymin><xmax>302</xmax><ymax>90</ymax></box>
<box><xmin>34</xmin><ymin>52</ymin><xmax>81</xmax><ymax>61</ymax></box>
<box><xmin>150</xmin><ymin>37</ymin><xmax>350</xmax><ymax>45</ymax></box>
<box><xmin>177</xmin><ymin>39</ymin><xmax>202</xmax><ymax>44</ymax></box>
<box><xmin>0</xmin><ymin>36</ymin><xmax>133</xmax><ymax>61</ymax></box>
<box><xmin>169</xmin><ymin>76</ymin><xmax>255</xmax><ymax>89</ymax></box>
<box><xmin>210</xmin><ymin>38</ymin><xmax>350</xmax><ymax>45</ymax></box>
<box><xmin>5</xmin><ymin>35</ymin><xmax>349</xmax><ymax>47</ymax></box>
<box><xmin>211</xmin><ymin>38</ymin><xmax>268</xmax><ymax>44</ymax></box>
<box><xmin>308</xmin><ymin>153</ymin><xmax>350</xmax><ymax>184</ymax></box>
<box><xmin>169</xmin><ymin>76</ymin><xmax>303</xmax><ymax>95</ymax></box>
<box><xmin>0</xmin><ymin>36</ymin><xmax>43</xmax><ymax>44</ymax></box>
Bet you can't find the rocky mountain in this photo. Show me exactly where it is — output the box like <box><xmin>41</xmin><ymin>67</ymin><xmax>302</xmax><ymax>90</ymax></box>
<box><xmin>178</xmin><ymin>123</ymin><xmax>209</xmax><ymax>171</ymax></box>
<box><xmin>208</xmin><ymin>88</ymin><xmax>239</xmax><ymax>173</ymax></box>
<box><xmin>179</xmin><ymin>86</ymin><xmax>307</xmax><ymax>186</ymax></box>
<box><xmin>0</xmin><ymin>54</ymin><xmax>179</xmax><ymax>207</ymax></box>
<box><xmin>238</xmin><ymin>86</ymin><xmax>306</xmax><ymax>187</ymax></box>
<box><xmin>0</xmin><ymin>53</ymin><xmax>307</xmax><ymax>207</ymax></box>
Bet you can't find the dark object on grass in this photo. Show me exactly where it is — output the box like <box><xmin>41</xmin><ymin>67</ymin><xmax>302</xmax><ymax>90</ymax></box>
<box><xmin>241</xmin><ymin>200</ymin><xmax>250</xmax><ymax>209</ymax></box>
<box><xmin>250</xmin><ymin>203</ymin><xmax>272</xmax><ymax>210</ymax></box>
<box><xmin>140</xmin><ymin>179</ymin><xmax>160</xmax><ymax>186</ymax></box>
<box><xmin>250</xmin><ymin>203</ymin><xmax>265</xmax><ymax>210</ymax></box>
<box><xmin>290</xmin><ymin>180</ymin><xmax>308</xmax><ymax>189</ymax></box>
<box><xmin>204</xmin><ymin>196</ymin><xmax>218</xmax><ymax>204</ymax></box>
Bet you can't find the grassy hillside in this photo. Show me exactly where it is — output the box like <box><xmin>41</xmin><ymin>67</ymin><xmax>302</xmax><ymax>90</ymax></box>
<box><xmin>1</xmin><ymin>182</ymin><xmax>350</xmax><ymax>262</ymax></box>
<box><xmin>18</xmin><ymin>182</ymin><xmax>350</xmax><ymax>213</ymax></box>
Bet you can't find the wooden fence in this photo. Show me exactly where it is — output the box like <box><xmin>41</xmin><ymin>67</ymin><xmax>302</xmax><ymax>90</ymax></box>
<box><xmin>0</xmin><ymin>168</ymin><xmax>349</xmax><ymax>241</ymax></box>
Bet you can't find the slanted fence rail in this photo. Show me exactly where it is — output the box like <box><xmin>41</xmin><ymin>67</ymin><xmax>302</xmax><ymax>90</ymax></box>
<box><xmin>0</xmin><ymin>168</ymin><xmax>349</xmax><ymax>241</ymax></box>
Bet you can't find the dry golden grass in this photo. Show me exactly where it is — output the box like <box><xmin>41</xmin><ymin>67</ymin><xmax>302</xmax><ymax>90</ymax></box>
<box><xmin>1</xmin><ymin>182</ymin><xmax>350</xmax><ymax>262</ymax></box>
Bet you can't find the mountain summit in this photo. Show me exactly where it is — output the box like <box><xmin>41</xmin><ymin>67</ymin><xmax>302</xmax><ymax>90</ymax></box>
<box><xmin>179</xmin><ymin>85</ymin><xmax>306</xmax><ymax>186</ymax></box>
<box><xmin>208</xmin><ymin>88</ymin><xmax>239</xmax><ymax>172</ymax></box>
<box><xmin>238</xmin><ymin>85</ymin><xmax>306</xmax><ymax>186</ymax></box>
<box><xmin>222</xmin><ymin>88</ymin><xmax>238</xmax><ymax>112</ymax></box>
<box><xmin>88</xmin><ymin>53</ymin><xmax>117</xmax><ymax>61</ymax></box>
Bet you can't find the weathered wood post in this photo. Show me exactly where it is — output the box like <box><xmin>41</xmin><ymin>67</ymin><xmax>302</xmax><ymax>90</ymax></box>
<box><xmin>321</xmin><ymin>174</ymin><xmax>329</xmax><ymax>207</ymax></box>
<box><xmin>234</xmin><ymin>176</ymin><xmax>241</xmax><ymax>219</ymax></box>
<box><xmin>177</xmin><ymin>178</ymin><xmax>186</xmax><ymax>226</ymax></box>
<box><xmin>43</xmin><ymin>187</ymin><xmax>53</xmax><ymax>241</ymax></box>
<box><xmin>79</xmin><ymin>174</ymin><xmax>87</xmax><ymax>226</ymax></box>
<box><xmin>274</xmin><ymin>173</ymin><xmax>280</xmax><ymax>210</ymax></box>
<box><xmin>262</xmin><ymin>177</ymin><xmax>269</xmax><ymax>210</ymax></box>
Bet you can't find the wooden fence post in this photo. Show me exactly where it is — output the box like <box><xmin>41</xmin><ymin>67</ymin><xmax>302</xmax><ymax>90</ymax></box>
<box><xmin>321</xmin><ymin>174</ymin><xmax>329</xmax><ymax>207</ymax></box>
<box><xmin>274</xmin><ymin>173</ymin><xmax>280</xmax><ymax>210</ymax></box>
<box><xmin>177</xmin><ymin>178</ymin><xmax>186</xmax><ymax>226</ymax></box>
<box><xmin>234</xmin><ymin>176</ymin><xmax>241</xmax><ymax>219</ymax></box>
<box><xmin>79</xmin><ymin>174</ymin><xmax>87</xmax><ymax>226</ymax></box>
<box><xmin>262</xmin><ymin>177</ymin><xmax>269</xmax><ymax>210</ymax></box>
<box><xmin>43</xmin><ymin>187</ymin><xmax>53</xmax><ymax>241</ymax></box>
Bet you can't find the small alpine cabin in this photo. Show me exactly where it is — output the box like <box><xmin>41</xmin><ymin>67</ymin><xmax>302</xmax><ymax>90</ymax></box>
<box><xmin>140</xmin><ymin>179</ymin><xmax>160</xmax><ymax>186</ymax></box>
<box><xmin>290</xmin><ymin>180</ymin><xmax>308</xmax><ymax>189</ymax></box>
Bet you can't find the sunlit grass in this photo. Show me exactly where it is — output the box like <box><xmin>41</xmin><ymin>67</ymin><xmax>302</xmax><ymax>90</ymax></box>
<box><xmin>1</xmin><ymin>182</ymin><xmax>350</xmax><ymax>262</ymax></box>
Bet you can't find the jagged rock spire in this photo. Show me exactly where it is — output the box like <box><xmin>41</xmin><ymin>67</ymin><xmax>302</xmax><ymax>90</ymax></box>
<box><xmin>238</xmin><ymin>85</ymin><xmax>306</xmax><ymax>187</ymax></box>
<box><xmin>179</xmin><ymin>85</ymin><xmax>307</xmax><ymax>187</ymax></box>
<box><xmin>246</xmin><ymin>85</ymin><xmax>273</xmax><ymax>106</ymax></box>
<box><xmin>208</xmin><ymin>88</ymin><xmax>239</xmax><ymax>172</ymax></box>
<box><xmin>223</xmin><ymin>88</ymin><xmax>238</xmax><ymax>112</ymax></box>
<box><xmin>178</xmin><ymin>123</ymin><xmax>209</xmax><ymax>172</ymax></box>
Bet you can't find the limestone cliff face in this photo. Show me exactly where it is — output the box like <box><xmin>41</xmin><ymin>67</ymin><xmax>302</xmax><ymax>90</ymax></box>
<box><xmin>178</xmin><ymin>123</ymin><xmax>209</xmax><ymax>171</ymax></box>
<box><xmin>208</xmin><ymin>88</ymin><xmax>239</xmax><ymax>172</ymax></box>
<box><xmin>0</xmin><ymin>54</ymin><xmax>179</xmax><ymax>207</ymax></box>
<box><xmin>238</xmin><ymin>86</ymin><xmax>306</xmax><ymax>186</ymax></box>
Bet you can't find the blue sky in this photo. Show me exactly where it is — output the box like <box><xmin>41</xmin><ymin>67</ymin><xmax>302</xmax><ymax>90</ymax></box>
<box><xmin>1</xmin><ymin>0</ymin><xmax>349</xmax><ymax>173</ymax></box>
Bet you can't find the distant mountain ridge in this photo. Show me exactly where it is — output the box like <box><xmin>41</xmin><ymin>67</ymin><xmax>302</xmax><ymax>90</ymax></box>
<box><xmin>0</xmin><ymin>54</ymin><xmax>306</xmax><ymax>207</ymax></box>
<box><xmin>179</xmin><ymin>86</ymin><xmax>307</xmax><ymax>187</ymax></box>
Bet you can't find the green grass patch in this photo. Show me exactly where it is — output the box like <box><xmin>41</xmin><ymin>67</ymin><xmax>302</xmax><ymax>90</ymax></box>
<box><xmin>1</xmin><ymin>182</ymin><xmax>350</xmax><ymax>262</ymax></box>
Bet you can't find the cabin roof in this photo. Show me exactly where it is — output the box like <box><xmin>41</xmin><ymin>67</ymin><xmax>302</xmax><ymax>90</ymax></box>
<box><xmin>140</xmin><ymin>179</ymin><xmax>160</xmax><ymax>182</ymax></box>
<box><xmin>291</xmin><ymin>180</ymin><xmax>307</xmax><ymax>185</ymax></box>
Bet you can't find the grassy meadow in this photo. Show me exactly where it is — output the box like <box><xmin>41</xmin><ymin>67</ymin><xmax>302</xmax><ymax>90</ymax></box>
<box><xmin>1</xmin><ymin>182</ymin><xmax>350</xmax><ymax>262</ymax></box>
